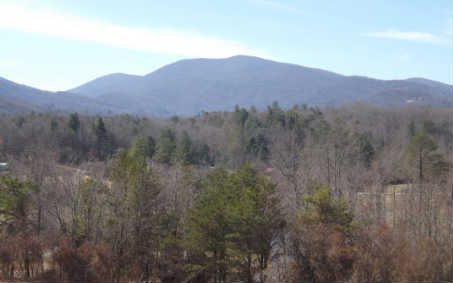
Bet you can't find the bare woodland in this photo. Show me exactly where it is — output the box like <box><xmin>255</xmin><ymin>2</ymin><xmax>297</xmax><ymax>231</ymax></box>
<box><xmin>0</xmin><ymin>103</ymin><xmax>451</xmax><ymax>282</ymax></box>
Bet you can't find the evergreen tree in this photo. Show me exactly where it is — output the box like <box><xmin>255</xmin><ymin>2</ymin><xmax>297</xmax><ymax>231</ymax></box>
<box><xmin>422</xmin><ymin>119</ymin><xmax>437</xmax><ymax>135</ymax></box>
<box><xmin>146</xmin><ymin>136</ymin><xmax>156</xmax><ymax>158</ymax></box>
<box><xmin>299</xmin><ymin>182</ymin><xmax>355</xmax><ymax>232</ymax></box>
<box><xmin>94</xmin><ymin>117</ymin><xmax>113</xmax><ymax>160</ymax></box>
<box><xmin>130</xmin><ymin>135</ymin><xmax>152</xmax><ymax>161</ymax></box>
<box><xmin>407</xmin><ymin>131</ymin><xmax>438</xmax><ymax>182</ymax></box>
<box><xmin>0</xmin><ymin>174</ymin><xmax>35</xmax><ymax>231</ymax></box>
<box><xmin>229</xmin><ymin>165</ymin><xmax>283</xmax><ymax>282</ymax></box>
<box><xmin>177</xmin><ymin>131</ymin><xmax>194</xmax><ymax>164</ymax></box>
<box><xmin>358</xmin><ymin>134</ymin><xmax>375</xmax><ymax>168</ymax></box>
<box><xmin>154</xmin><ymin>128</ymin><xmax>177</xmax><ymax>164</ymax></box>
<box><xmin>196</xmin><ymin>143</ymin><xmax>213</xmax><ymax>165</ymax></box>
<box><xmin>233</xmin><ymin>105</ymin><xmax>249</xmax><ymax>127</ymax></box>
<box><xmin>15</xmin><ymin>116</ymin><xmax>25</xmax><ymax>128</ymax></box>
<box><xmin>266</xmin><ymin>101</ymin><xmax>284</xmax><ymax>126</ymax></box>
<box><xmin>186</xmin><ymin>168</ymin><xmax>233</xmax><ymax>282</ymax></box>
<box><xmin>408</xmin><ymin>120</ymin><xmax>416</xmax><ymax>137</ymax></box>
<box><xmin>292</xmin><ymin>182</ymin><xmax>356</xmax><ymax>282</ymax></box>
<box><xmin>246</xmin><ymin>133</ymin><xmax>269</xmax><ymax>161</ymax></box>
<box><xmin>109</xmin><ymin>149</ymin><xmax>162</xmax><ymax>281</ymax></box>
<box><xmin>229</xmin><ymin>106</ymin><xmax>250</xmax><ymax>165</ymax></box>
<box><xmin>68</xmin><ymin>112</ymin><xmax>80</xmax><ymax>132</ymax></box>
<box><xmin>186</xmin><ymin>165</ymin><xmax>283</xmax><ymax>282</ymax></box>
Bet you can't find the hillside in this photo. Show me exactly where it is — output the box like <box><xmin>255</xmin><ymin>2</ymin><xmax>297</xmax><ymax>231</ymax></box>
<box><xmin>0</xmin><ymin>77</ymin><xmax>124</xmax><ymax>114</ymax></box>
<box><xmin>1</xmin><ymin>56</ymin><xmax>451</xmax><ymax>115</ymax></box>
<box><xmin>1</xmin><ymin>104</ymin><xmax>451</xmax><ymax>282</ymax></box>
<box><xmin>70</xmin><ymin>55</ymin><xmax>452</xmax><ymax>115</ymax></box>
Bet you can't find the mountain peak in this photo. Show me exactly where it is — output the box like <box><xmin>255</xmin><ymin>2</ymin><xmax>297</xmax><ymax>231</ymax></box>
<box><xmin>1</xmin><ymin>56</ymin><xmax>450</xmax><ymax>116</ymax></box>
<box><xmin>65</xmin><ymin>56</ymin><xmax>450</xmax><ymax>116</ymax></box>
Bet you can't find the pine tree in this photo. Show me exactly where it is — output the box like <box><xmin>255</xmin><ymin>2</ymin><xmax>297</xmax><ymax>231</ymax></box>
<box><xmin>185</xmin><ymin>168</ymin><xmax>234</xmax><ymax>282</ymax></box>
<box><xmin>154</xmin><ymin>128</ymin><xmax>176</xmax><ymax>164</ymax></box>
<box><xmin>229</xmin><ymin>165</ymin><xmax>283</xmax><ymax>282</ymax></box>
<box><xmin>407</xmin><ymin>131</ymin><xmax>438</xmax><ymax>182</ymax></box>
<box><xmin>186</xmin><ymin>165</ymin><xmax>283</xmax><ymax>282</ymax></box>
<box><xmin>408</xmin><ymin>120</ymin><xmax>416</xmax><ymax>137</ymax></box>
<box><xmin>108</xmin><ymin>149</ymin><xmax>162</xmax><ymax>281</ymax></box>
<box><xmin>292</xmin><ymin>182</ymin><xmax>356</xmax><ymax>282</ymax></box>
<box><xmin>94</xmin><ymin>117</ymin><xmax>109</xmax><ymax>160</ymax></box>
<box><xmin>130</xmin><ymin>135</ymin><xmax>151</xmax><ymax>161</ymax></box>
<box><xmin>177</xmin><ymin>131</ymin><xmax>194</xmax><ymax>164</ymax></box>
<box><xmin>68</xmin><ymin>112</ymin><xmax>80</xmax><ymax>132</ymax></box>
<box><xmin>0</xmin><ymin>174</ymin><xmax>35</xmax><ymax>230</ymax></box>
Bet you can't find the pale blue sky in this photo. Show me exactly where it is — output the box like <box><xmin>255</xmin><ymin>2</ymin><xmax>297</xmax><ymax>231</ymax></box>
<box><xmin>0</xmin><ymin>0</ymin><xmax>451</xmax><ymax>91</ymax></box>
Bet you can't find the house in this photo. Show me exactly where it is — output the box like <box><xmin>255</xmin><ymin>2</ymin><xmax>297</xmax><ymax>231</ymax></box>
<box><xmin>0</xmin><ymin>162</ymin><xmax>8</xmax><ymax>172</ymax></box>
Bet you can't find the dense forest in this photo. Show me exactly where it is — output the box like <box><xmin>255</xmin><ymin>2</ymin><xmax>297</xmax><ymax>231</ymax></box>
<box><xmin>0</xmin><ymin>102</ymin><xmax>452</xmax><ymax>282</ymax></box>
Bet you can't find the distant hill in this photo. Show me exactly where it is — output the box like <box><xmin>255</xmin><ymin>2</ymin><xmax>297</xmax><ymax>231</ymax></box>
<box><xmin>0</xmin><ymin>77</ymin><xmax>124</xmax><ymax>114</ymax></box>
<box><xmin>1</xmin><ymin>55</ymin><xmax>451</xmax><ymax>115</ymax></box>
<box><xmin>69</xmin><ymin>55</ymin><xmax>452</xmax><ymax>115</ymax></box>
<box><xmin>405</xmin><ymin>77</ymin><xmax>452</xmax><ymax>95</ymax></box>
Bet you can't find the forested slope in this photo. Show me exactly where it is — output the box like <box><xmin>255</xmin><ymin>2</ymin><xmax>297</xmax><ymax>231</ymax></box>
<box><xmin>0</xmin><ymin>103</ymin><xmax>451</xmax><ymax>282</ymax></box>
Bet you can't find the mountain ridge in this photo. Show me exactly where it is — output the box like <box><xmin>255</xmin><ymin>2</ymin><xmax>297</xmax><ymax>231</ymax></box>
<box><xmin>68</xmin><ymin>55</ymin><xmax>451</xmax><ymax>115</ymax></box>
<box><xmin>1</xmin><ymin>55</ymin><xmax>451</xmax><ymax>115</ymax></box>
<box><xmin>0</xmin><ymin>76</ymin><xmax>125</xmax><ymax>114</ymax></box>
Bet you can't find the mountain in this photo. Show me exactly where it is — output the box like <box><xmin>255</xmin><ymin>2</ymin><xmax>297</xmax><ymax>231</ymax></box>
<box><xmin>70</xmin><ymin>73</ymin><xmax>144</xmax><ymax>99</ymax></box>
<box><xmin>0</xmin><ymin>77</ymin><xmax>124</xmax><ymax>114</ymax></box>
<box><xmin>70</xmin><ymin>55</ymin><xmax>347</xmax><ymax>115</ymax></box>
<box><xmin>69</xmin><ymin>55</ymin><xmax>452</xmax><ymax>116</ymax></box>
<box><xmin>1</xmin><ymin>55</ymin><xmax>451</xmax><ymax>115</ymax></box>
<box><xmin>405</xmin><ymin>77</ymin><xmax>452</xmax><ymax>96</ymax></box>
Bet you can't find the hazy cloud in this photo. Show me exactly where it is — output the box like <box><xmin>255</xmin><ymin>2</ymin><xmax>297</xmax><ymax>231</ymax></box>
<box><xmin>364</xmin><ymin>30</ymin><xmax>451</xmax><ymax>45</ymax></box>
<box><xmin>0</xmin><ymin>2</ymin><xmax>268</xmax><ymax>58</ymax></box>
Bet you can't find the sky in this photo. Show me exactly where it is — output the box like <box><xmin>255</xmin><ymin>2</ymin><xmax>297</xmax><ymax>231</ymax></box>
<box><xmin>0</xmin><ymin>0</ymin><xmax>452</xmax><ymax>91</ymax></box>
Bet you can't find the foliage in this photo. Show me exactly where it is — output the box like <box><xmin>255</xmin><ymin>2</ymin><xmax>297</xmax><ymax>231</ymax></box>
<box><xmin>53</xmin><ymin>238</ymin><xmax>113</xmax><ymax>282</ymax></box>
<box><xmin>108</xmin><ymin>148</ymin><xmax>162</xmax><ymax>281</ymax></box>
<box><xmin>358</xmin><ymin>134</ymin><xmax>375</xmax><ymax>167</ymax></box>
<box><xmin>0</xmin><ymin>104</ymin><xmax>451</xmax><ymax>282</ymax></box>
<box><xmin>130</xmin><ymin>135</ymin><xmax>154</xmax><ymax>160</ymax></box>
<box><xmin>177</xmin><ymin>131</ymin><xmax>195</xmax><ymax>164</ymax></box>
<box><xmin>0</xmin><ymin>174</ymin><xmax>35</xmax><ymax>231</ymax></box>
<box><xmin>292</xmin><ymin>182</ymin><xmax>357</xmax><ymax>282</ymax></box>
<box><xmin>94</xmin><ymin>117</ymin><xmax>114</xmax><ymax>160</ymax></box>
<box><xmin>299</xmin><ymin>182</ymin><xmax>355</xmax><ymax>233</ymax></box>
<box><xmin>406</xmin><ymin>130</ymin><xmax>438</xmax><ymax>182</ymax></box>
<box><xmin>155</xmin><ymin>128</ymin><xmax>177</xmax><ymax>164</ymax></box>
<box><xmin>185</xmin><ymin>165</ymin><xmax>282</xmax><ymax>282</ymax></box>
<box><xmin>67</xmin><ymin>112</ymin><xmax>80</xmax><ymax>132</ymax></box>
